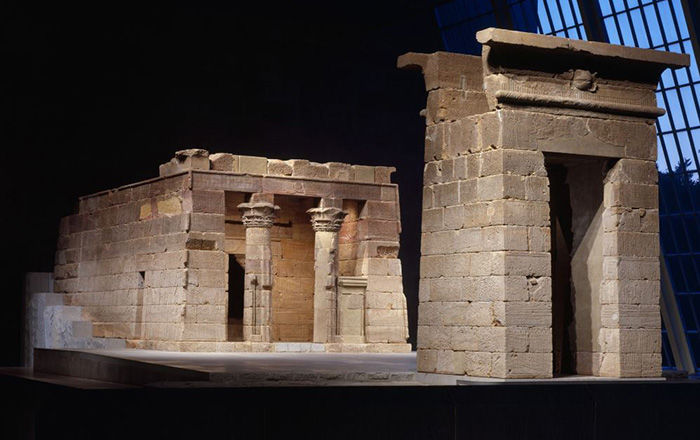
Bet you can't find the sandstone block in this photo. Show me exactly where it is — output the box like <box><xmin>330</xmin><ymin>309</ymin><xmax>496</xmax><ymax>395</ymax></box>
<box><xmin>182</xmin><ymin>323</ymin><xmax>227</xmax><ymax>341</ymax></box>
<box><xmin>366</xmin><ymin>309</ymin><xmax>406</xmax><ymax>326</ymax></box>
<box><xmin>479</xmin><ymin>149</ymin><xmax>546</xmax><ymax>177</ymax></box>
<box><xmin>160</xmin><ymin>149</ymin><xmax>210</xmax><ymax>176</ymax></box>
<box><xmin>459</xmin><ymin>180</ymin><xmax>477</xmax><ymax>203</ymax></box>
<box><xmin>463</xmin><ymin>351</ymin><xmax>493</xmax><ymax>377</ymax></box>
<box><xmin>420</xmin><ymin>253</ymin><xmax>470</xmax><ymax>278</ymax></box>
<box><xmin>604</xmin><ymin>183</ymin><xmax>658</xmax><ymax>209</ymax></box>
<box><xmin>421</xmin><ymin>208</ymin><xmax>443</xmax><ymax>232</ymax></box>
<box><xmin>603</xmin><ymin>256</ymin><xmax>660</xmax><ymax>281</ymax></box>
<box><xmin>450</xmin><ymin>326</ymin><xmax>479</xmax><ymax>351</ymax></box>
<box><xmin>188</xmin><ymin>269</ymin><xmax>227</xmax><ymax>289</ymax></box>
<box><xmin>422</xmin><ymin>186</ymin><xmax>434</xmax><ymax>209</ymax></box>
<box><xmin>424</xmin><ymin>124</ymin><xmax>446</xmax><ymax>161</ymax></box>
<box><xmin>191</xmin><ymin>190</ymin><xmax>225</xmax><ymax>214</ymax></box>
<box><xmin>238</xmin><ymin>155</ymin><xmax>268</xmax><ymax>174</ymax></box>
<box><xmin>447</xmin><ymin>116</ymin><xmax>480</xmax><ymax>156</ymax></box>
<box><xmin>352</xmin><ymin>165</ymin><xmax>375</xmax><ymax>183</ymax></box>
<box><xmin>433</xmin><ymin>182</ymin><xmax>459</xmax><ymax>207</ymax></box>
<box><xmin>482</xmin><ymin>226</ymin><xmax>528</xmax><ymax>251</ymax></box>
<box><xmin>365</xmin><ymin>325</ymin><xmax>406</xmax><ymax>343</ymax></box>
<box><xmin>209</xmin><ymin>153</ymin><xmax>238</xmax><ymax>172</ymax></box>
<box><xmin>267</xmin><ymin>159</ymin><xmax>293</xmax><ymax>176</ymax></box>
<box><xmin>397</xmin><ymin>51</ymin><xmax>484</xmax><ymax>92</ymax></box>
<box><xmin>444</xmin><ymin>205</ymin><xmax>464</xmax><ymax>229</ymax></box>
<box><xmin>374</xmin><ymin>166</ymin><xmax>395</xmax><ymax>183</ymax></box>
<box><xmin>424</xmin><ymin>161</ymin><xmax>443</xmax><ymax>184</ymax></box>
<box><xmin>190</xmin><ymin>213</ymin><xmax>225</xmax><ymax>233</ymax></box>
<box><xmin>417</xmin><ymin>348</ymin><xmax>438</xmax><ymax>372</ymax></box>
<box><xmin>290</xmin><ymin>160</ymin><xmax>329</xmax><ymax>179</ymax></box>
<box><xmin>188</xmin><ymin>250</ymin><xmax>227</xmax><ymax>270</ymax></box>
<box><xmin>328</xmin><ymin>162</ymin><xmax>352</xmax><ymax>180</ymax></box>
<box><xmin>360</xmin><ymin>200</ymin><xmax>397</xmax><ymax>220</ymax></box>
<box><xmin>426</xmin><ymin>89</ymin><xmax>490</xmax><ymax>125</ymax></box>
<box><xmin>380</xmin><ymin>186</ymin><xmax>397</xmax><ymax>202</ymax></box>
<box><xmin>436</xmin><ymin>349</ymin><xmax>464</xmax><ymax>374</ymax></box>
<box><xmin>603</xmin><ymin>231</ymin><xmax>659</xmax><ymax>257</ymax></box>
<box><xmin>606</xmin><ymin>159</ymin><xmax>658</xmax><ymax>184</ymax></box>
<box><xmin>504</xmin><ymin>301</ymin><xmax>551</xmax><ymax>327</ymax></box>
<box><xmin>528</xmin><ymin>227</ymin><xmax>551</xmax><ymax>252</ymax></box>
<box><xmin>504</xmin><ymin>353</ymin><xmax>552</xmax><ymax>378</ymax></box>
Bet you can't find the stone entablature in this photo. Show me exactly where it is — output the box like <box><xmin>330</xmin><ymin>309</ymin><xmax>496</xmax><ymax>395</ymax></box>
<box><xmin>54</xmin><ymin>150</ymin><xmax>409</xmax><ymax>353</ymax></box>
<box><xmin>400</xmin><ymin>28</ymin><xmax>688</xmax><ymax>379</ymax></box>
<box><xmin>158</xmin><ymin>148</ymin><xmax>396</xmax><ymax>185</ymax></box>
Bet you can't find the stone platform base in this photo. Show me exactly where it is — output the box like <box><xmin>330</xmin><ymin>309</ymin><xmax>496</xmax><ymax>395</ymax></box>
<box><xmin>125</xmin><ymin>340</ymin><xmax>412</xmax><ymax>353</ymax></box>
<box><xmin>415</xmin><ymin>372</ymin><xmax>666</xmax><ymax>385</ymax></box>
<box><xmin>31</xmin><ymin>348</ymin><xmax>419</xmax><ymax>387</ymax></box>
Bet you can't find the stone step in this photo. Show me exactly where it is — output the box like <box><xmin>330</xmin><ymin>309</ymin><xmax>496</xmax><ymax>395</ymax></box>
<box><xmin>44</xmin><ymin>305</ymin><xmax>84</xmax><ymax>322</ymax></box>
<box><xmin>62</xmin><ymin>337</ymin><xmax>126</xmax><ymax>350</ymax></box>
<box><xmin>33</xmin><ymin>348</ymin><xmax>209</xmax><ymax>385</ymax></box>
<box><xmin>70</xmin><ymin>320</ymin><xmax>93</xmax><ymax>338</ymax></box>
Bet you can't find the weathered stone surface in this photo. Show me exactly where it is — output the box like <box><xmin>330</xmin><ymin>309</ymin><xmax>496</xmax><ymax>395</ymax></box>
<box><xmin>159</xmin><ymin>149</ymin><xmax>210</xmax><ymax>176</ymax></box>
<box><xmin>239</xmin><ymin>155</ymin><xmax>268</xmax><ymax>175</ymax></box>
<box><xmin>402</xmin><ymin>28</ymin><xmax>681</xmax><ymax>379</ymax></box>
<box><xmin>267</xmin><ymin>159</ymin><xmax>293</xmax><ymax>176</ymax></box>
<box><xmin>397</xmin><ymin>51</ymin><xmax>484</xmax><ymax>91</ymax></box>
<box><xmin>53</xmin><ymin>150</ymin><xmax>408</xmax><ymax>351</ymax></box>
<box><xmin>209</xmin><ymin>153</ymin><xmax>238</xmax><ymax>172</ymax></box>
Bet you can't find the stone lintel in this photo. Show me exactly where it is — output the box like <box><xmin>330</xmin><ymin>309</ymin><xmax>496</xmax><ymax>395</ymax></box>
<box><xmin>476</xmin><ymin>28</ymin><xmax>689</xmax><ymax>120</ymax></box>
<box><xmin>476</xmin><ymin>27</ymin><xmax>689</xmax><ymax>82</ymax></box>
<box><xmin>191</xmin><ymin>171</ymin><xmax>396</xmax><ymax>202</ymax></box>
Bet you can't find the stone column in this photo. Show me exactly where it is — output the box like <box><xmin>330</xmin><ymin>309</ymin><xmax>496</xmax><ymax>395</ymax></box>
<box><xmin>308</xmin><ymin>198</ymin><xmax>347</xmax><ymax>343</ymax></box>
<box><xmin>238</xmin><ymin>194</ymin><xmax>279</xmax><ymax>342</ymax></box>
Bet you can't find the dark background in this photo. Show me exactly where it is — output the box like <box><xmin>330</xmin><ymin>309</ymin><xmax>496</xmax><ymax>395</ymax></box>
<box><xmin>1</xmin><ymin>1</ymin><xmax>442</xmax><ymax>365</ymax></box>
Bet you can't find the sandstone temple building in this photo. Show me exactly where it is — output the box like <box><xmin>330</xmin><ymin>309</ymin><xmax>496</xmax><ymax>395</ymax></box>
<box><xmin>400</xmin><ymin>28</ymin><xmax>689</xmax><ymax>379</ymax></box>
<box><xmin>31</xmin><ymin>27</ymin><xmax>686</xmax><ymax>380</ymax></box>
<box><xmin>50</xmin><ymin>150</ymin><xmax>410</xmax><ymax>352</ymax></box>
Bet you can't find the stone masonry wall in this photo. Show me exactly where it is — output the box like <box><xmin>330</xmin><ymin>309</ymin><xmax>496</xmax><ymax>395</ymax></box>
<box><xmin>183</xmin><ymin>185</ymin><xmax>228</xmax><ymax>342</ymax></box>
<box><xmin>56</xmin><ymin>149</ymin><xmax>410</xmax><ymax>348</ymax></box>
<box><xmin>338</xmin><ymin>197</ymin><xmax>408</xmax><ymax>343</ymax></box>
<box><xmin>401</xmin><ymin>28</ymin><xmax>683</xmax><ymax>377</ymax></box>
<box><xmin>357</xmin><ymin>194</ymin><xmax>408</xmax><ymax>343</ymax></box>
<box><xmin>54</xmin><ymin>174</ymin><xmax>192</xmax><ymax>341</ymax></box>
<box><xmin>270</xmin><ymin>196</ymin><xmax>316</xmax><ymax>342</ymax></box>
<box><xmin>418</xmin><ymin>103</ymin><xmax>553</xmax><ymax>377</ymax></box>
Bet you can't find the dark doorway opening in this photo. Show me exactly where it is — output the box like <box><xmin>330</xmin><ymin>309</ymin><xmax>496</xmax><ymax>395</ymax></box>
<box><xmin>547</xmin><ymin>163</ymin><xmax>576</xmax><ymax>376</ymax></box>
<box><xmin>228</xmin><ymin>255</ymin><xmax>245</xmax><ymax>341</ymax></box>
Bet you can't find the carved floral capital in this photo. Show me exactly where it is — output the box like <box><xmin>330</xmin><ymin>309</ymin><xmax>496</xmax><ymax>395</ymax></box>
<box><xmin>307</xmin><ymin>207</ymin><xmax>348</xmax><ymax>232</ymax></box>
<box><xmin>238</xmin><ymin>202</ymin><xmax>279</xmax><ymax>228</ymax></box>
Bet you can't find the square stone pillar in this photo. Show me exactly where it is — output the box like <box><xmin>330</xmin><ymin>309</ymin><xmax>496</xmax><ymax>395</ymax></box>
<box><xmin>238</xmin><ymin>193</ymin><xmax>279</xmax><ymax>342</ymax></box>
<box><xmin>400</xmin><ymin>28</ymin><xmax>688</xmax><ymax>379</ymax></box>
<box><xmin>600</xmin><ymin>158</ymin><xmax>663</xmax><ymax>376</ymax></box>
<box><xmin>308</xmin><ymin>198</ymin><xmax>347</xmax><ymax>343</ymax></box>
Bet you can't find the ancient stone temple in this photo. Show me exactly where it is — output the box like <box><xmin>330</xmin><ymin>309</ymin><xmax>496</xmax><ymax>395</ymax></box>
<box><xmin>400</xmin><ymin>28</ymin><xmax>689</xmax><ymax>378</ymax></box>
<box><xmin>51</xmin><ymin>150</ymin><xmax>410</xmax><ymax>352</ymax></box>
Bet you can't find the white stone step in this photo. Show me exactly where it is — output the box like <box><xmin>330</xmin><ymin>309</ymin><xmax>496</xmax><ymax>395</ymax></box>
<box><xmin>44</xmin><ymin>305</ymin><xmax>84</xmax><ymax>322</ymax></box>
<box><xmin>64</xmin><ymin>337</ymin><xmax>126</xmax><ymax>350</ymax></box>
<box><xmin>70</xmin><ymin>320</ymin><xmax>93</xmax><ymax>338</ymax></box>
